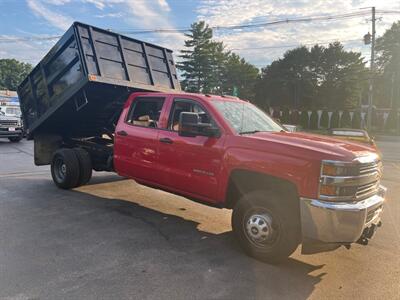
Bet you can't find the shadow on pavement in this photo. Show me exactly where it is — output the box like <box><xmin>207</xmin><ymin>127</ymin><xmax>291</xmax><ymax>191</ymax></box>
<box><xmin>0</xmin><ymin>175</ymin><xmax>326</xmax><ymax>299</ymax></box>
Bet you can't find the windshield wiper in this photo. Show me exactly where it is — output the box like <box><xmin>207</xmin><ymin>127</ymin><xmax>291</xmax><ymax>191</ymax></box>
<box><xmin>239</xmin><ymin>130</ymin><xmax>264</xmax><ymax>135</ymax></box>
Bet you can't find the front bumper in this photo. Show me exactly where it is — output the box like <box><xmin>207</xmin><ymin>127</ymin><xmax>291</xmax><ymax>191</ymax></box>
<box><xmin>0</xmin><ymin>128</ymin><xmax>23</xmax><ymax>138</ymax></box>
<box><xmin>300</xmin><ymin>185</ymin><xmax>386</xmax><ymax>254</ymax></box>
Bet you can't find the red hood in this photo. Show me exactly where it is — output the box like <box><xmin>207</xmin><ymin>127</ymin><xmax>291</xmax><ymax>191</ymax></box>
<box><xmin>244</xmin><ymin>131</ymin><xmax>378</xmax><ymax>161</ymax></box>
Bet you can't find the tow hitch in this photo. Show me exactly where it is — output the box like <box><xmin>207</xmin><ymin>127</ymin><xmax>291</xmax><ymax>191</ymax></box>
<box><xmin>357</xmin><ymin>221</ymin><xmax>382</xmax><ymax>245</ymax></box>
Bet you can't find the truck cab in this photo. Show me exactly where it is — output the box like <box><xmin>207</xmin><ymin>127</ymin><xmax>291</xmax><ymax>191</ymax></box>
<box><xmin>0</xmin><ymin>107</ymin><xmax>23</xmax><ymax>142</ymax></box>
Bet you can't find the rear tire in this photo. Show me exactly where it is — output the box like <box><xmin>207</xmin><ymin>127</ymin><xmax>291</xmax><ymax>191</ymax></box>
<box><xmin>9</xmin><ymin>136</ymin><xmax>22</xmax><ymax>142</ymax></box>
<box><xmin>73</xmin><ymin>148</ymin><xmax>92</xmax><ymax>187</ymax></box>
<box><xmin>232</xmin><ymin>190</ymin><xmax>300</xmax><ymax>264</ymax></box>
<box><xmin>51</xmin><ymin>148</ymin><xmax>80</xmax><ymax>189</ymax></box>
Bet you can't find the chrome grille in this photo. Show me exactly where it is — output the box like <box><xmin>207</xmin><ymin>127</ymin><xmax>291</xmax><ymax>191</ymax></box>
<box><xmin>0</xmin><ymin>120</ymin><xmax>18</xmax><ymax>126</ymax></box>
<box><xmin>356</xmin><ymin>160</ymin><xmax>382</xmax><ymax>200</ymax></box>
<box><xmin>359</xmin><ymin>161</ymin><xmax>382</xmax><ymax>176</ymax></box>
<box><xmin>356</xmin><ymin>180</ymin><xmax>379</xmax><ymax>199</ymax></box>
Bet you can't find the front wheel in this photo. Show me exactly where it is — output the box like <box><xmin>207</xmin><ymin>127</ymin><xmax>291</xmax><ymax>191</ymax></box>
<box><xmin>8</xmin><ymin>136</ymin><xmax>22</xmax><ymax>142</ymax></box>
<box><xmin>232</xmin><ymin>190</ymin><xmax>300</xmax><ymax>263</ymax></box>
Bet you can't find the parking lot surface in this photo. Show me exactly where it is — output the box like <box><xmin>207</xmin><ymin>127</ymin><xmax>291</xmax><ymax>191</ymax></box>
<box><xmin>0</xmin><ymin>139</ymin><xmax>399</xmax><ymax>299</ymax></box>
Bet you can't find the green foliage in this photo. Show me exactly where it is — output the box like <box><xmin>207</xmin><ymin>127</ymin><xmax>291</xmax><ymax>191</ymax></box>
<box><xmin>375</xmin><ymin>21</ymin><xmax>400</xmax><ymax>109</ymax></box>
<box><xmin>300</xmin><ymin>111</ymin><xmax>309</xmax><ymax>129</ymax></box>
<box><xmin>0</xmin><ymin>59</ymin><xmax>32</xmax><ymax>91</ymax></box>
<box><xmin>281</xmin><ymin>108</ymin><xmax>290</xmax><ymax>123</ymax></box>
<box><xmin>177</xmin><ymin>21</ymin><xmax>216</xmax><ymax>93</ymax></box>
<box><xmin>255</xmin><ymin>43</ymin><xmax>368</xmax><ymax>110</ymax></box>
<box><xmin>341</xmin><ymin>110</ymin><xmax>352</xmax><ymax>128</ymax></box>
<box><xmin>272</xmin><ymin>109</ymin><xmax>281</xmax><ymax>119</ymax></box>
<box><xmin>290</xmin><ymin>110</ymin><xmax>300</xmax><ymax>125</ymax></box>
<box><xmin>352</xmin><ymin>111</ymin><xmax>362</xmax><ymax>129</ymax></box>
<box><xmin>222</xmin><ymin>53</ymin><xmax>259</xmax><ymax>100</ymax></box>
<box><xmin>385</xmin><ymin>110</ymin><xmax>399</xmax><ymax>133</ymax></box>
<box><xmin>330</xmin><ymin>111</ymin><xmax>340</xmax><ymax>128</ymax></box>
<box><xmin>374</xmin><ymin>112</ymin><xmax>385</xmax><ymax>131</ymax></box>
<box><xmin>320</xmin><ymin>110</ymin><xmax>329</xmax><ymax>128</ymax></box>
<box><xmin>309</xmin><ymin>110</ymin><xmax>318</xmax><ymax>129</ymax></box>
<box><xmin>178</xmin><ymin>21</ymin><xmax>259</xmax><ymax>99</ymax></box>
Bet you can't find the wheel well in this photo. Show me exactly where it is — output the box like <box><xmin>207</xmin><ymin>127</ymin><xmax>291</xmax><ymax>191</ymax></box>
<box><xmin>225</xmin><ymin>169</ymin><xmax>299</xmax><ymax>209</ymax></box>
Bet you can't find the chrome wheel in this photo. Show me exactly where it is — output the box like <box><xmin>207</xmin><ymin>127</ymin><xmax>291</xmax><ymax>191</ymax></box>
<box><xmin>244</xmin><ymin>211</ymin><xmax>279</xmax><ymax>247</ymax></box>
<box><xmin>54</xmin><ymin>157</ymin><xmax>67</xmax><ymax>183</ymax></box>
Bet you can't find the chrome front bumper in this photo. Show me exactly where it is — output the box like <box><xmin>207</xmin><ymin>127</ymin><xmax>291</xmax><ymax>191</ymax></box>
<box><xmin>300</xmin><ymin>185</ymin><xmax>386</xmax><ymax>254</ymax></box>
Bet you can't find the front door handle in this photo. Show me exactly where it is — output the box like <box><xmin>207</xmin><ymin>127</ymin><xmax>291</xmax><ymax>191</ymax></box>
<box><xmin>159</xmin><ymin>137</ymin><xmax>173</xmax><ymax>144</ymax></box>
<box><xmin>117</xmin><ymin>130</ymin><xmax>128</xmax><ymax>136</ymax></box>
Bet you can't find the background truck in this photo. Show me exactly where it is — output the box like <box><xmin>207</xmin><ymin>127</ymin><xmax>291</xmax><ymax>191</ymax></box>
<box><xmin>0</xmin><ymin>109</ymin><xmax>23</xmax><ymax>142</ymax></box>
<box><xmin>18</xmin><ymin>22</ymin><xmax>386</xmax><ymax>263</ymax></box>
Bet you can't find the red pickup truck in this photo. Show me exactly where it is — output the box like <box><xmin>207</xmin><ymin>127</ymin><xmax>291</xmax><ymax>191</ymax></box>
<box><xmin>46</xmin><ymin>92</ymin><xmax>386</xmax><ymax>263</ymax></box>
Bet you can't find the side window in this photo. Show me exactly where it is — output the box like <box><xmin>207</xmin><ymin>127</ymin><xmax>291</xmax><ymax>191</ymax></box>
<box><xmin>168</xmin><ymin>99</ymin><xmax>214</xmax><ymax>132</ymax></box>
<box><xmin>126</xmin><ymin>97</ymin><xmax>165</xmax><ymax>128</ymax></box>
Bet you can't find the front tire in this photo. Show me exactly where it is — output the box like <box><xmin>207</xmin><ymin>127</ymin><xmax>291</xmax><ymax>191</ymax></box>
<box><xmin>9</xmin><ymin>136</ymin><xmax>22</xmax><ymax>142</ymax></box>
<box><xmin>232</xmin><ymin>190</ymin><xmax>300</xmax><ymax>263</ymax></box>
<box><xmin>51</xmin><ymin>149</ymin><xmax>80</xmax><ymax>189</ymax></box>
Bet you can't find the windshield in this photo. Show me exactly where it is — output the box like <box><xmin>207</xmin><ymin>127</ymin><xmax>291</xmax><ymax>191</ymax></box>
<box><xmin>211</xmin><ymin>100</ymin><xmax>284</xmax><ymax>134</ymax></box>
<box><xmin>5</xmin><ymin>107</ymin><xmax>21</xmax><ymax>117</ymax></box>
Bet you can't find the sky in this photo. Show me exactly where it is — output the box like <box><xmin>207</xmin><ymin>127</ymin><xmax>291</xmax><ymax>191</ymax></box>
<box><xmin>0</xmin><ymin>0</ymin><xmax>400</xmax><ymax>69</ymax></box>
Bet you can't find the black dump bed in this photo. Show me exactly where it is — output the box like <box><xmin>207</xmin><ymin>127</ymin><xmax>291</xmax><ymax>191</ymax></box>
<box><xmin>18</xmin><ymin>22</ymin><xmax>180</xmax><ymax>138</ymax></box>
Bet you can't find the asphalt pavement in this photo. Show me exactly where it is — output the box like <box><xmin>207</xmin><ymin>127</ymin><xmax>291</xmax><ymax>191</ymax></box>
<box><xmin>0</xmin><ymin>139</ymin><xmax>399</xmax><ymax>300</ymax></box>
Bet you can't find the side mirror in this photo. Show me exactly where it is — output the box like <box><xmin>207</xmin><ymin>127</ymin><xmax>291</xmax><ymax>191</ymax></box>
<box><xmin>179</xmin><ymin>112</ymin><xmax>220</xmax><ymax>138</ymax></box>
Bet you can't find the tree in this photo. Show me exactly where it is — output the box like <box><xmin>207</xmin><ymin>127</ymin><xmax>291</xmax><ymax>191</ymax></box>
<box><xmin>330</xmin><ymin>111</ymin><xmax>340</xmax><ymax>128</ymax></box>
<box><xmin>341</xmin><ymin>110</ymin><xmax>352</xmax><ymax>128</ymax></box>
<box><xmin>222</xmin><ymin>53</ymin><xmax>259</xmax><ymax>100</ymax></box>
<box><xmin>352</xmin><ymin>111</ymin><xmax>362</xmax><ymax>129</ymax></box>
<box><xmin>178</xmin><ymin>21</ymin><xmax>214</xmax><ymax>93</ymax></box>
<box><xmin>309</xmin><ymin>110</ymin><xmax>318</xmax><ymax>129</ymax></box>
<box><xmin>320</xmin><ymin>110</ymin><xmax>329</xmax><ymax>128</ymax></box>
<box><xmin>0</xmin><ymin>59</ymin><xmax>32</xmax><ymax>91</ymax></box>
<box><xmin>299</xmin><ymin>111</ymin><xmax>309</xmax><ymax>128</ymax></box>
<box><xmin>318</xmin><ymin>43</ymin><xmax>367</xmax><ymax>109</ymax></box>
<box><xmin>178</xmin><ymin>21</ymin><xmax>259</xmax><ymax>99</ymax></box>
<box><xmin>256</xmin><ymin>46</ymin><xmax>316</xmax><ymax>109</ymax></box>
<box><xmin>375</xmin><ymin>21</ymin><xmax>400</xmax><ymax>109</ymax></box>
<box><xmin>255</xmin><ymin>43</ymin><xmax>368</xmax><ymax>110</ymax></box>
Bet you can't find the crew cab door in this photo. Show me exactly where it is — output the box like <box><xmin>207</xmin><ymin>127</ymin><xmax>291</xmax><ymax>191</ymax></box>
<box><xmin>114</xmin><ymin>96</ymin><xmax>166</xmax><ymax>183</ymax></box>
<box><xmin>157</xmin><ymin>97</ymin><xmax>225</xmax><ymax>202</ymax></box>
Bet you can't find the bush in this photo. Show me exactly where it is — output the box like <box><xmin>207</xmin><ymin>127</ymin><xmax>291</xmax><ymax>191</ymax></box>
<box><xmin>330</xmin><ymin>111</ymin><xmax>340</xmax><ymax>128</ymax></box>
<box><xmin>352</xmin><ymin>111</ymin><xmax>362</xmax><ymax>129</ymax></box>
<box><xmin>320</xmin><ymin>111</ymin><xmax>329</xmax><ymax>128</ymax></box>
<box><xmin>309</xmin><ymin>110</ymin><xmax>319</xmax><ymax>129</ymax></box>
<box><xmin>341</xmin><ymin>110</ymin><xmax>352</xmax><ymax>128</ymax></box>
<box><xmin>272</xmin><ymin>109</ymin><xmax>281</xmax><ymax>120</ymax></box>
<box><xmin>370</xmin><ymin>110</ymin><xmax>379</xmax><ymax>130</ymax></box>
<box><xmin>290</xmin><ymin>110</ymin><xmax>300</xmax><ymax>125</ymax></box>
<box><xmin>281</xmin><ymin>108</ymin><xmax>290</xmax><ymax>123</ymax></box>
<box><xmin>385</xmin><ymin>110</ymin><xmax>398</xmax><ymax>133</ymax></box>
<box><xmin>300</xmin><ymin>111</ymin><xmax>310</xmax><ymax>129</ymax></box>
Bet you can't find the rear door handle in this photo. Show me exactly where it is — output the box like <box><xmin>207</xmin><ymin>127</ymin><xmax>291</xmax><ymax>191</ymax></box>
<box><xmin>117</xmin><ymin>130</ymin><xmax>128</xmax><ymax>136</ymax></box>
<box><xmin>159</xmin><ymin>137</ymin><xmax>173</xmax><ymax>144</ymax></box>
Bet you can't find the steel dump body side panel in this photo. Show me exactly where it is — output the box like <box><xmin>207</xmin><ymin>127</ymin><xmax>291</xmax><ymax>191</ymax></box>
<box><xmin>17</xmin><ymin>22</ymin><xmax>180</xmax><ymax>138</ymax></box>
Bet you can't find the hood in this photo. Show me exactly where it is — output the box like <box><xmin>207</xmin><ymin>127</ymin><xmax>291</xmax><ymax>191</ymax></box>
<box><xmin>0</xmin><ymin>115</ymin><xmax>19</xmax><ymax>121</ymax></box>
<box><xmin>244</xmin><ymin>131</ymin><xmax>377</xmax><ymax>161</ymax></box>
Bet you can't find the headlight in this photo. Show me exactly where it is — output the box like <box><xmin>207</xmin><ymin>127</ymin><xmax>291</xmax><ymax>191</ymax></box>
<box><xmin>321</xmin><ymin>162</ymin><xmax>358</xmax><ymax>176</ymax></box>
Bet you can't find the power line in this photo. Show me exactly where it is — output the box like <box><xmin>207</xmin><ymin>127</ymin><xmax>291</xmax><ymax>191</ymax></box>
<box><xmin>1</xmin><ymin>9</ymin><xmax>398</xmax><ymax>43</ymax></box>
<box><xmin>229</xmin><ymin>39</ymin><xmax>362</xmax><ymax>51</ymax></box>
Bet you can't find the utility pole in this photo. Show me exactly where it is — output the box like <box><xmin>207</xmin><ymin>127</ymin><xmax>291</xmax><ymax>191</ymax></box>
<box><xmin>367</xmin><ymin>6</ymin><xmax>376</xmax><ymax>131</ymax></box>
